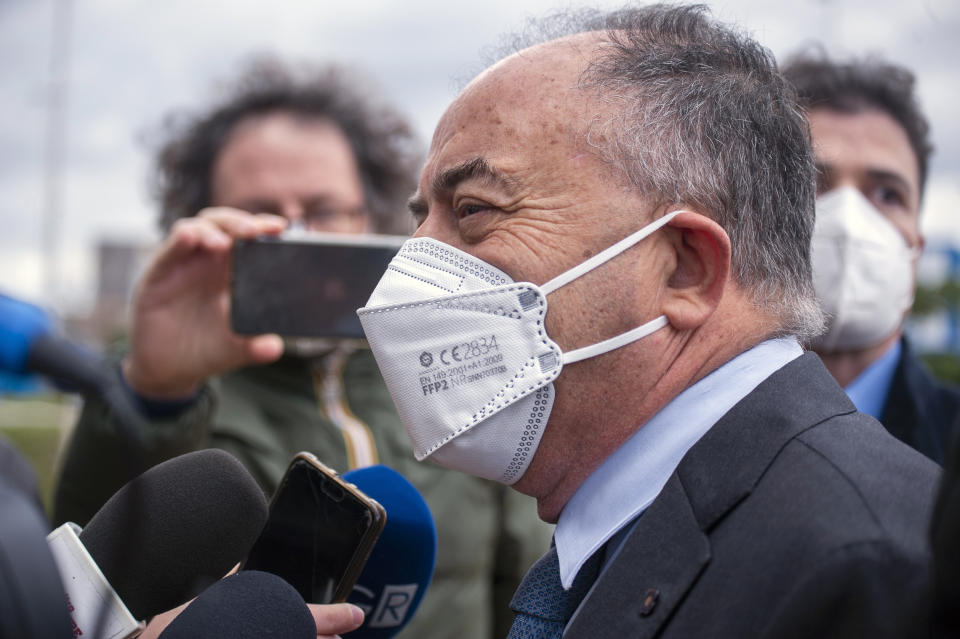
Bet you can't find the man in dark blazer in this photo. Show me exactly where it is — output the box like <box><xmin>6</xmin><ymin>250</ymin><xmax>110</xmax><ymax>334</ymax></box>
<box><xmin>783</xmin><ymin>53</ymin><xmax>960</xmax><ymax>466</ymax></box>
<box><xmin>359</xmin><ymin>4</ymin><xmax>941</xmax><ymax>637</ymax></box>
<box><xmin>883</xmin><ymin>338</ymin><xmax>960</xmax><ymax>464</ymax></box>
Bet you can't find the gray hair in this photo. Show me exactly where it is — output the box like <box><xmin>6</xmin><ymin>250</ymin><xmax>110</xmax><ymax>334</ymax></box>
<box><xmin>491</xmin><ymin>4</ymin><xmax>824</xmax><ymax>339</ymax></box>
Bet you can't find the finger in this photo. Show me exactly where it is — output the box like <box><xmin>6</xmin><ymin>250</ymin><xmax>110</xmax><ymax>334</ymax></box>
<box><xmin>308</xmin><ymin>603</ymin><xmax>364</xmax><ymax>636</ymax></box>
<box><xmin>244</xmin><ymin>334</ymin><xmax>285</xmax><ymax>364</ymax></box>
<box><xmin>254</xmin><ymin>211</ymin><xmax>291</xmax><ymax>228</ymax></box>
<box><xmin>140</xmin><ymin>218</ymin><xmax>232</xmax><ymax>285</ymax></box>
<box><xmin>198</xmin><ymin>206</ymin><xmax>287</xmax><ymax>238</ymax></box>
<box><xmin>166</xmin><ymin>215</ymin><xmax>233</xmax><ymax>253</ymax></box>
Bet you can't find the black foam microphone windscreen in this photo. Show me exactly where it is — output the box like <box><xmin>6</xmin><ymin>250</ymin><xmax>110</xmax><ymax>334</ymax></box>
<box><xmin>77</xmin><ymin>449</ymin><xmax>268</xmax><ymax>620</ymax></box>
<box><xmin>158</xmin><ymin>570</ymin><xmax>316</xmax><ymax>639</ymax></box>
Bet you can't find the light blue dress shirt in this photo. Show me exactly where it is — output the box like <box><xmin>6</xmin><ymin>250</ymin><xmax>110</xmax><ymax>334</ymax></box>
<box><xmin>844</xmin><ymin>339</ymin><xmax>901</xmax><ymax>420</ymax></box>
<box><xmin>554</xmin><ymin>337</ymin><xmax>804</xmax><ymax>588</ymax></box>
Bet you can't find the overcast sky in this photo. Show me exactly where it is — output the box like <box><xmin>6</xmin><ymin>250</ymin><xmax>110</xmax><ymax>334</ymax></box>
<box><xmin>1</xmin><ymin>0</ymin><xmax>957</xmax><ymax>316</ymax></box>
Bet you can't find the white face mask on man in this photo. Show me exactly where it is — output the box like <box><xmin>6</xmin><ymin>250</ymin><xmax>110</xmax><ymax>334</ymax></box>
<box><xmin>810</xmin><ymin>186</ymin><xmax>919</xmax><ymax>352</ymax></box>
<box><xmin>357</xmin><ymin>212</ymin><xmax>679</xmax><ymax>484</ymax></box>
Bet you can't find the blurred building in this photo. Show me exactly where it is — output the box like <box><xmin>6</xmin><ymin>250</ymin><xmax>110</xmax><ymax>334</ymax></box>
<box><xmin>64</xmin><ymin>239</ymin><xmax>151</xmax><ymax>348</ymax></box>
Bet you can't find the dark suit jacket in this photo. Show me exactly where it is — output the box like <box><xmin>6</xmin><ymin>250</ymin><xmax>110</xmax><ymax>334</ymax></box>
<box><xmin>882</xmin><ymin>338</ymin><xmax>960</xmax><ymax>466</ymax></box>
<box><xmin>565</xmin><ymin>353</ymin><xmax>939</xmax><ymax>638</ymax></box>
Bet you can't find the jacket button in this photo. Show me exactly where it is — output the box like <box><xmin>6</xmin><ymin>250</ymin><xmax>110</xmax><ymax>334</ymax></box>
<box><xmin>639</xmin><ymin>588</ymin><xmax>659</xmax><ymax>616</ymax></box>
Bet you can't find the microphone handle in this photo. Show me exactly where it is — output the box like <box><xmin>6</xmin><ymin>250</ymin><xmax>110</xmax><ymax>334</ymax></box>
<box><xmin>26</xmin><ymin>334</ymin><xmax>109</xmax><ymax>395</ymax></box>
<box><xmin>27</xmin><ymin>334</ymin><xmax>148</xmax><ymax>450</ymax></box>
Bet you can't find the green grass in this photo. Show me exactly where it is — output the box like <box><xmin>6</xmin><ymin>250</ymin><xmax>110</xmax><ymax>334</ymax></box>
<box><xmin>0</xmin><ymin>394</ymin><xmax>75</xmax><ymax>517</ymax></box>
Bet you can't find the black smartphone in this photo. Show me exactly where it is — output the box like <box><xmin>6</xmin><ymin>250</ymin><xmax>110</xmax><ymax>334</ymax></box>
<box><xmin>230</xmin><ymin>232</ymin><xmax>406</xmax><ymax>338</ymax></box>
<box><xmin>242</xmin><ymin>452</ymin><xmax>386</xmax><ymax>604</ymax></box>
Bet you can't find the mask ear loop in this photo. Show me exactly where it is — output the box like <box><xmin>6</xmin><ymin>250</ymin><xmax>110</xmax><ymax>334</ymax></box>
<box><xmin>563</xmin><ymin>315</ymin><xmax>669</xmax><ymax>364</ymax></box>
<box><xmin>540</xmin><ymin>210</ymin><xmax>682</xmax><ymax>295</ymax></box>
<box><xmin>538</xmin><ymin>211</ymin><xmax>682</xmax><ymax>365</ymax></box>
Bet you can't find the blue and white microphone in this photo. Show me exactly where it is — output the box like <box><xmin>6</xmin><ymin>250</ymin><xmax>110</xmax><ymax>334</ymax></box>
<box><xmin>342</xmin><ymin>465</ymin><xmax>437</xmax><ymax>639</ymax></box>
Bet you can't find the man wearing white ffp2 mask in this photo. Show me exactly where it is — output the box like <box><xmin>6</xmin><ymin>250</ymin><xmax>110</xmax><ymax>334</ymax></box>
<box><xmin>354</xmin><ymin>10</ymin><xmax>940</xmax><ymax>637</ymax></box>
<box><xmin>785</xmin><ymin>51</ymin><xmax>960</xmax><ymax>465</ymax></box>
<box><xmin>811</xmin><ymin>186</ymin><xmax>919</xmax><ymax>352</ymax></box>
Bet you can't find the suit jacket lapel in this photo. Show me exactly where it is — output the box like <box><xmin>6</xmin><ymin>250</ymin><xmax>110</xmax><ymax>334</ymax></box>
<box><xmin>566</xmin><ymin>473</ymin><xmax>709</xmax><ymax>639</ymax></box>
<box><xmin>565</xmin><ymin>353</ymin><xmax>856</xmax><ymax>638</ymax></box>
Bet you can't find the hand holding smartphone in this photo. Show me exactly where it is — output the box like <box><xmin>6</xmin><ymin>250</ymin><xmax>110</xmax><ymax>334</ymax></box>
<box><xmin>242</xmin><ymin>452</ymin><xmax>386</xmax><ymax>604</ymax></box>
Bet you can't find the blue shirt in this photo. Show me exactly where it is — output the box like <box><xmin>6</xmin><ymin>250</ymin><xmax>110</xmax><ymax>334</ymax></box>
<box><xmin>554</xmin><ymin>338</ymin><xmax>803</xmax><ymax>588</ymax></box>
<box><xmin>844</xmin><ymin>340</ymin><xmax>901</xmax><ymax>420</ymax></box>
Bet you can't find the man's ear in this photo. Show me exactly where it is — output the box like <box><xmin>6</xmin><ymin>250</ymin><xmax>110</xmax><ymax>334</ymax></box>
<box><xmin>661</xmin><ymin>211</ymin><xmax>731</xmax><ymax>331</ymax></box>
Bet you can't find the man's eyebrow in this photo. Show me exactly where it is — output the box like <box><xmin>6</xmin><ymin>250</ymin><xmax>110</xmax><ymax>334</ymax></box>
<box><xmin>407</xmin><ymin>157</ymin><xmax>520</xmax><ymax>218</ymax></box>
<box><xmin>431</xmin><ymin>157</ymin><xmax>519</xmax><ymax>196</ymax></box>
<box><xmin>815</xmin><ymin>162</ymin><xmax>916</xmax><ymax>201</ymax></box>
<box><xmin>408</xmin><ymin>192</ymin><xmax>427</xmax><ymax>218</ymax></box>
<box><xmin>865</xmin><ymin>168</ymin><xmax>915</xmax><ymax>200</ymax></box>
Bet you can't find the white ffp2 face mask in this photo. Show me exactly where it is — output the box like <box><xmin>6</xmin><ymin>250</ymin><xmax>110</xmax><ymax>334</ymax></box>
<box><xmin>357</xmin><ymin>212</ymin><xmax>678</xmax><ymax>483</ymax></box>
<box><xmin>810</xmin><ymin>186</ymin><xmax>918</xmax><ymax>351</ymax></box>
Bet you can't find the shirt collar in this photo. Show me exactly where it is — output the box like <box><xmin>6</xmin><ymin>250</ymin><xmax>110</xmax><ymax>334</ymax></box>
<box><xmin>844</xmin><ymin>339</ymin><xmax>901</xmax><ymax>419</ymax></box>
<box><xmin>554</xmin><ymin>337</ymin><xmax>803</xmax><ymax>588</ymax></box>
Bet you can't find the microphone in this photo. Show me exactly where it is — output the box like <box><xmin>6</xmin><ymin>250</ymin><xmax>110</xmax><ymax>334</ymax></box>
<box><xmin>0</xmin><ymin>294</ymin><xmax>52</xmax><ymax>371</ymax></box>
<box><xmin>157</xmin><ymin>570</ymin><xmax>316</xmax><ymax>639</ymax></box>
<box><xmin>0</xmin><ymin>293</ymin><xmax>105</xmax><ymax>393</ymax></box>
<box><xmin>47</xmin><ymin>449</ymin><xmax>268</xmax><ymax>636</ymax></box>
<box><xmin>342</xmin><ymin>465</ymin><xmax>437</xmax><ymax>639</ymax></box>
<box><xmin>0</xmin><ymin>293</ymin><xmax>147</xmax><ymax>451</ymax></box>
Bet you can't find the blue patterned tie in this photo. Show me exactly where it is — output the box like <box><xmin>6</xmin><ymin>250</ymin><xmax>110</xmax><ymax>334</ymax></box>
<box><xmin>507</xmin><ymin>545</ymin><xmax>603</xmax><ymax>638</ymax></box>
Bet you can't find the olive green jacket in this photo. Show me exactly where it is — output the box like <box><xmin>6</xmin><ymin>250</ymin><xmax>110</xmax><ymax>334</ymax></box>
<box><xmin>54</xmin><ymin>345</ymin><xmax>553</xmax><ymax>639</ymax></box>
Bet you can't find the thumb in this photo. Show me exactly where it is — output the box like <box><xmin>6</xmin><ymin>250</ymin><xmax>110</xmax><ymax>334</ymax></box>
<box><xmin>308</xmin><ymin>603</ymin><xmax>364</xmax><ymax>637</ymax></box>
<box><xmin>244</xmin><ymin>334</ymin><xmax>285</xmax><ymax>364</ymax></box>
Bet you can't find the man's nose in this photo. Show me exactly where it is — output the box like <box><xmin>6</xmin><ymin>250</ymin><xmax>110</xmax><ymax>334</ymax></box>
<box><xmin>413</xmin><ymin>210</ymin><xmax>459</xmax><ymax>246</ymax></box>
